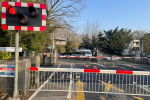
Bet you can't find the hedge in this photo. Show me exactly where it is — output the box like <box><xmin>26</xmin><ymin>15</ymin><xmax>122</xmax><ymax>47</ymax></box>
<box><xmin>0</xmin><ymin>51</ymin><xmax>10</xmax><ymax>60</ymax></box>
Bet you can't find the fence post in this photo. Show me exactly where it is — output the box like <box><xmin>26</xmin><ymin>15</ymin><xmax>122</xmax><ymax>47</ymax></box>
<box><xmin>54</xmin><ymin>49</ymin><xmax>57</xmax><ymax>64</ymax></box>
<box><xmin>23</xmin><ymin>59</ymin><xmax>31</xmax><ymax>95</ymax></box>
<box><xmin>35</xmin><ymin>55</ymin><xmax>40</xmax><ymax>88</ymax></box>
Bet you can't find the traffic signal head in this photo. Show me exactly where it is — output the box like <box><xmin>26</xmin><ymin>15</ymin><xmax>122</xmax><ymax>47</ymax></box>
<box><xmin>6</xmin><ymin>4</ymin><xmax>18</xmax><ymax>15</ymax></box>
<box><xmin>1</xmin><ymin>1</ymin><xmax>46</xmax><ymax>31</ymax></box>
<box><xmin>18</xmin><ymin>14</ymin><xmax>28</xmax><ymax>24</ymax></box>
<box><xmin>28</xmin><ymin>6</ymin><xmax>38</xmax><ymax>17</ymax></box>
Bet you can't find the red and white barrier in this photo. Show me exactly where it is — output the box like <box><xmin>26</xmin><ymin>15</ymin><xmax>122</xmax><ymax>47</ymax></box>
<box><xmin>30</xmin><ymin>67</ymin><xmax>150</xmax><ymax>75</ymax></box>
<box><xmin>55</xmin><ymin>56</ymin><xmax>147</xmax><ymax>59</ymax></box>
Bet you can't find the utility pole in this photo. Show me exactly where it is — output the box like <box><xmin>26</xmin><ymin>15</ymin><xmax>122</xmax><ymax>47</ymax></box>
<box><xmin>13</xmin><ymin>30</ymin><xmax>19</xmax><ymax>98</ymax></box>
<box><xmin>141</xmin><ymin>40</ymin><xmax>143</xmax><ymax>62</ymax></box>
<box><xmin>52</xmin><ymin>33</ymin><xmax>54</xmax><ymax>64</ymax></box>
<box><xmin>13</xmin><ymin>0</ymin><xmax>20</xmax><ymax>98</ymax></box>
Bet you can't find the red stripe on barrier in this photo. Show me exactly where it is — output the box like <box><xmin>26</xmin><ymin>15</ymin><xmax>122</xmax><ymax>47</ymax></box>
<box><xmin>130</xmin><ymin>57</ymin><xmax>135</xmax><ymax>58</ymax></box>
<box><xmin>30</xmin><ymin>67</ymin><xmax>38</xmax><ymax>71</ymax></box>
<box><xmin>66</xmin><ymin>56</ymin><xmax>70</xmax><ymax>57</ymax></box>
<box><xmin>140</xmin><ymin>57</ymin><xmax>145</xmax><ymax>58</ymax></box>
<box><xmin>85</xmin><ymin>56</ymin><xmax>90</xmax><ymax>58</ymax></box>
<box><xmin>149</xmin><ymin>72</ymin><xmax>150</xmax><ymax>75</ymax></box>
<box><xmin>120</xmin><ymin>57</ymin><xmax>125</xmax><ymax>58</ymax></box>
<box><xmin>84</xmin><ymin>69</ymin><xmax>100</xmax><ymax>73</ymax></box>
<box><xmin>116</xmin><ymin>70</ymin><xmax>133</xmax><ymax>74</ymax></box>
<box><xmin>100</xmin><ymin>56</ymin><xmax>105</xmax><ymax>58</ymax></box>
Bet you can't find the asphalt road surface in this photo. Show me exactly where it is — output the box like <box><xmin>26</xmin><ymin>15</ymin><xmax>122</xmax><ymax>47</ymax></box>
<box><xmin>31</xmin><ymin>58</ymin><xmax>150</xmax><ymax>100</ymax></box>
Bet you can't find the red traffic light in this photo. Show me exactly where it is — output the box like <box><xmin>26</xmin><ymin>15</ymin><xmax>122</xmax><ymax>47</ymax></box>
<box><xmin>28</xmin><ymin>6</ymin><xmax>38</xmax><ymax>17</ymax></box>
<box><xmin>18</xmin><ymin>14</ymin><xmax>28</xmax><ymax>24</ymax></box>
<box><xmin>6</xmin><ymin>4</ymin><xmax>17</xmax><ymax>15</ymax></box>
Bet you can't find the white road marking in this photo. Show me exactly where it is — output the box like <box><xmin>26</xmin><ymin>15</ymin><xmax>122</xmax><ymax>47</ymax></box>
<box><xmin>95</xmin><ymin>63</ymin><xmax>105</xmax><ymax>67</ymax></box>
<box><xmin>61</xmin><ymin>74</ymin><xmax>64</xmax><ymax>79</ymax></box>
<box><xmin>67</xmin><ymin>64</ymin><xmax>73</xmax><ymax>100</ymax></box>
<box><xmin>133</xmin><ymin>82</ymin><xmax>150</xmax><ymax>92</ymax></box>
<box><xmin>28</xmin><ymin>64</ymin><xmax>61</xmax><ymax>100</ymax></box>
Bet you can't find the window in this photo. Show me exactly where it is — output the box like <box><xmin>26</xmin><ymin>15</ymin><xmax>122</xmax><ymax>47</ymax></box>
<box><xmin>84</xmin><ymin>51</ymin><xmax>92</xmax><ymax>54</ymax></box>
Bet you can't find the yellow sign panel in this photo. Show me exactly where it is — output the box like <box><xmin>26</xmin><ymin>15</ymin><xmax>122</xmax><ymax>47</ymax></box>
<box><xmin>47</xmin><ymin>53</ymin><xmax>50</xmax><ymax>57</ymax></box>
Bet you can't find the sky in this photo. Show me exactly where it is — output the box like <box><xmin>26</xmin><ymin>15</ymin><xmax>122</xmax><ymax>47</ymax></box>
<box><xmin>76</xmin><ymin>0</ymin><xmax>150</xmax><ymax>33</ymax></box>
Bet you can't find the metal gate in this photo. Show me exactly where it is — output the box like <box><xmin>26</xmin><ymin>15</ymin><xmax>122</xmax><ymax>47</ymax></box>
<box><xmin>29</xmin><ymin>67</ymin><xmax>150</xmax><ymax>98</ymax></box>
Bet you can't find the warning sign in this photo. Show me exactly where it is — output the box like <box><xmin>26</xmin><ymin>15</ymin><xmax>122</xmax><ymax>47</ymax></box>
<box><xmin>47</xmin><ymin>53</ymin><xmax>50</xmax><ymax>57</ymax></box>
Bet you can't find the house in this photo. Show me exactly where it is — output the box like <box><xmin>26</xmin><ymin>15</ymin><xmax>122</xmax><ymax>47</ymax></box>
<box><xmin>122</xmin><ymin>40</ymin><xmax>140</xmax><ymax>56</ymax></box>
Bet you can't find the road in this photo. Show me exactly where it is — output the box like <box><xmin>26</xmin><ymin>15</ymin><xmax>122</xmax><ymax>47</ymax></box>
<box><xmin>31</xmin><ymin>58</ymin><xmax>150</xmax><ymax>100</ymax></box>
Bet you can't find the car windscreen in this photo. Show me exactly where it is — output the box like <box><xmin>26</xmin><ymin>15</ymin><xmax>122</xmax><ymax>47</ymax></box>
<box><xmin>76</xmin><ymin>52</ymin><xmax>82</xmax><ymax>54</ymax></box>
<box><xmin>84</xmin><ymin>51</ymin><xmax>92</xmax><ymax>54</ymax></box>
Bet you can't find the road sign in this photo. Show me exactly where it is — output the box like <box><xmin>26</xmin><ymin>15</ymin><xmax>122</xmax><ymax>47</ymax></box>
<box><xmin>0</xmin><ymin>64</ymin><xmax>14</xmax><ymax>77</ymax></box>
<box><xmin>1</xmin><ymin>1</ymin><xmax>46</xmax><ymax>31</ymax></box>
<box><xmin>0</xmin><ymin>72</ymin><xmax>14</xmax><ymax>77</ymax></box>
<box><xmin>43</xmin><ymin>53</ymin><xmax>47</xmax><ymax>55</ymax></box>
<box><xmin>47</xmin><ymin>47</ymin><xmax>51</xmax><ymax>49</ymax></box>
<box><xmin>47</xmin><ymin>53</ymin><xmax>50</xmax><ymax>57</ymax></box>
<box><xmin>132</xmin><ymin>51</ymin><xmax>135</xmax><ymax>54</ymax></box>
<box><xmin>0</xmin><ymin>47</ymin><xmax>22</xmax><ymax>52</ymax></box>
<box><xmin>49</xmin><ymin>45</ymin><xmax>55</xmax><ymax>49</ymax></box>
<box><xmin>0</xmin><ymin>64</ymin><xmax>14</xmax><ymax>68</ymax></box>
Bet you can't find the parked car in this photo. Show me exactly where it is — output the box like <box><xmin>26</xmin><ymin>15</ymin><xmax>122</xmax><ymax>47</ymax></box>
<box><xmin>64</xmin><ymin>54</ymin><xmax>70</xmax><ymax>58</ymax></box>
<box><xmin>107</xmin><ymin>55</ymin><xmax>121</xmax><ymax>61</ymax></box>
<box><xmin>71</xmin><ymin>54</ymin><xmax>76</xmax><ymax>59</ymax></box>
<box><xmin>57</xmin><ymin>54</ymin><xmax>62</xmax><ymax>58</ymax></box>
<box><xmin>71</xmin><ymin>54</ymin><xmax>76</xmax><ymax>56</ymax></box>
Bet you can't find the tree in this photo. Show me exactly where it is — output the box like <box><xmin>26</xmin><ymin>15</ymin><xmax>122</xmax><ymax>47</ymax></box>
<box><xmin>131</xmin><ymin>29</ymin><xmax>147</xmax><ymax>40</ymax></box>
<box><xmin>97</xmin><ymin>32</ymin><xmax>107</xmax><ymax>51</ymax></box>
<box><xmin>142</xmin><ymin>34</ymin><xmax>150</xmax><ymax>54</ymax></box>
<box><xmin>81</xmin><ymin>20</ymin><xmax>101</xmax><ymax>50</ymax></box>
<box><xmin>101</xmin><ymin>27</ymin><xmax>132</xmax><ymax>54</ymax></box>
<box><xmin>36</xmin><ymin>0</ymin><xmax>86</xmax><ymax>28</ymax></box>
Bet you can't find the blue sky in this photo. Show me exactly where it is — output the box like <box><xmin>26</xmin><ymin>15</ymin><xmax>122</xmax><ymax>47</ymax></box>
<box><xmin>76</xmin><ymin>0</ymin><xmax>150</xmax><ymax>33</ymax></box>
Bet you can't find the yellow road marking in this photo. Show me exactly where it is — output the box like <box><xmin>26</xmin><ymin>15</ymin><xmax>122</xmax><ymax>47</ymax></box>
<box><xmin>99</xmin><ymin>96</ymin><xmax>105</xmax><ymax>100</ymax></box>
<box><xmin>132</xmin><ymin>96</ymin><xmax>144</xmax><ymax>100</ymax></box>
<box><xmin>76</xmin><ymin>80</ymin><xmax>85</xmax><ymax>100</ymax></box>
<box><xmin>86</xmin><ymin>65</ymin><xmax>90</xmax><ymax>67</ymax></box>
<box><xmin>121</xmin><ymin>67</ymin><xmax>124</xmax><ymax>68</ymax></box>
<box><xmin>104</xmin><ymin>63</ymin><xmax>106</xmax><ymax>64</ymax></box>
<box><xmin>67</xmin><ymin>74</ymin><xmax>70</xmax><ymax>78</ymax></box>
<box><xmin>76</xmin><ymin>76</ymin><xmax>80</xmax><ymax>78</ymax></box>
<box><xmin>112</xmin><ymin>87</ymin><xmax>125</xmax><ymax>92</ymax></box>
<box><xmin>133</xmin><ymin>67</ymin><xmax>137</xmax><ymax>68</ymax></box>
<box><xmin>113</xmin><ymin>65</ymin><xmax>117</xmax><ymax>67</ymax></box>
<box><xmin>101</xmin><ymin>81</ymin><xmax>125</xmax><ymax>92</ymax></box>
<box><xmin>101</xmin><ymin>81</ymin><xmax>112</xmax><ymax>92</ymax></box>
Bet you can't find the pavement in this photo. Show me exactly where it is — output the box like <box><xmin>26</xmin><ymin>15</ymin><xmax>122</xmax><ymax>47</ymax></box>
<box><xmin>29</xmin><ymin>58</ymin><xmax>150</xmax><ymax>100</ymax></box>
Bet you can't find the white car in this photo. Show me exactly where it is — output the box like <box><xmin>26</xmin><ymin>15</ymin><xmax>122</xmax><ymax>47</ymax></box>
<box><xmin>107</xmin><ymin>55</ymin><xmax>121</xmax><ymax>61</ymax></box>
<box><xmin>71</xmin><ymin>54</ymin><xmax>76</xmax><ymax>59</ymax></box>
<box><xmin>71</xmin><ymin>54</ymin><xmax>76</xmax><ymax>56</ymax></box>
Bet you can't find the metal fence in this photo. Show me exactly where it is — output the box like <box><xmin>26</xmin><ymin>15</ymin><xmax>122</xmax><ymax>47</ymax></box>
<box><xmin>29</xmin><ymin>67</ymin><xmax>150</xmax><ymax>96</ymax></box>
<box><xmin>0</xmin><ymin>59</ymin><xmax>31</xmax><ymax>95</ymax></box>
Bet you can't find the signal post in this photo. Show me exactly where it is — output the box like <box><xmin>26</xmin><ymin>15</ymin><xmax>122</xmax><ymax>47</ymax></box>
<box><xmin>1</xmin><ymin>1</ymin><xmax>46</xmax><ymax>98</ymax></box>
